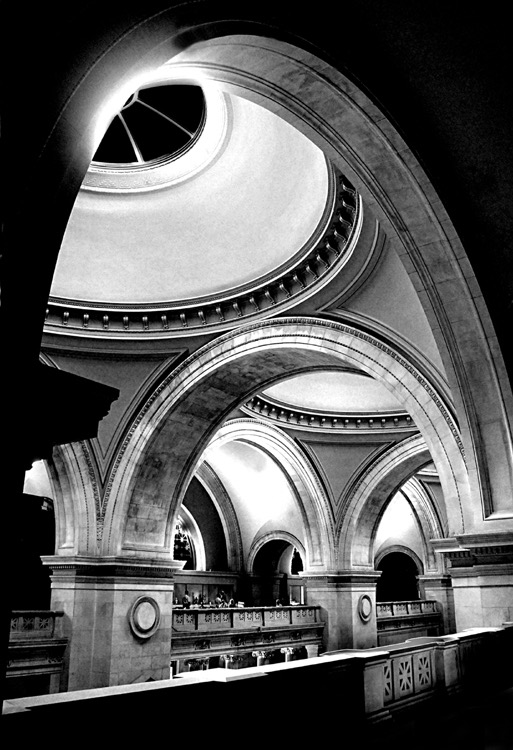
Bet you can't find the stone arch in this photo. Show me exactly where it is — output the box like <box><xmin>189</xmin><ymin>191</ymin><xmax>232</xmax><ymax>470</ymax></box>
<box><xmin>35</xmin><ymin>17</ymin><xmax>512</xmax><ymax>536</ymax></box>
<box><xmin>169</xmin><ymin>34</ymin><xmax>513</xmax><ymax>524</ymax></box>
<box><xmin>102</xmin><ymin>319</ymin><xmax>469</xmax><ymax>559</ymax></box>
<box><xmin>195</xmin><ymin>461</ymin><xmax>243</xmax><ymax>572</ymax></box>
<box><xmin>200</xmin><ymin>418</ymin><xmax>335</xmax><ymax>571</ymax></box>
<box><xmin>375</xmin><ymin>544</ymin><xmax>425</xmax><ymax>575</ymax></box>
<box><xmin>173</xmin><ymin>504</ymin><xmax>206</xmax><ymax>571</ymax></box>
<box><xmin>47</xmin><ymin>441</ymin><xmax>100</xmax><ymax>555</ymax></box>
<box><xmin>337</xmin><ymin>433</ymin><xmax>443</xmax><ymax>569</ymax></box>
<box><xmin>369</xmin><ymin>474</ymin><xmax>445</xmax><ymax>576</ymax></box>
<box><xmin>398</xmin><ymin>477</ymin><xmax>446</xmax><ymax>574</ymax></box>
<box><xmin>248</xmin><ymin>531</ymin><xmax>307</xmax><ymax>575</ymax></box>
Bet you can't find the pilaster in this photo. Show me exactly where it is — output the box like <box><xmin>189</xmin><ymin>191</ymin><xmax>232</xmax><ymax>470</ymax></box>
<box><xmin>42</xmin><ymin>556</ymin><xmax>184</xmax><ymax>691</ymax></box>
<box><xmin>418</xmin><ymin>574</ymin><xmax>456</xmax><ymax>633</ymax></box>
<box><xmin>432</xmin><ymin>533</ymin><xmax>513</xmax><ymax>631</ymax></box>
<box><xmin>303</xmin><ymin>571</ymin><xmax>380</xmax><ymax>651</ymax></box>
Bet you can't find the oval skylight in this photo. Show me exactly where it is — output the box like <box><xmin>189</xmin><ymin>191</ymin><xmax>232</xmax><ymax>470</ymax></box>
<box><xmin>92</xmin><ymin>84</ymin><xmax>206</xmax><ymax>166</ymax></box>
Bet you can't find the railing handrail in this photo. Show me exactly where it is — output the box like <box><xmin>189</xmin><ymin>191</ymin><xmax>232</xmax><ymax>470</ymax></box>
<box><xmin>376</xmin><ymin>600</ymin><xmax>439</xmax><ymax>619</ymax></box>
<box><xmin>172</xmin><ymin>604</ymin><xmax>321</xmax><ymax>632</ymax></box>
<box><xmin>173</xmin><ymin>604</ymin><xmax>317</xmax><ymax>610</ymax></box>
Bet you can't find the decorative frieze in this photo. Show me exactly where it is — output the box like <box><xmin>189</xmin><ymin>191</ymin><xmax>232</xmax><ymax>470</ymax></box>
<box><xmin>242</xmin><ymin>395</ymin><xmax>416</xmax><ymax>433</ymax></box>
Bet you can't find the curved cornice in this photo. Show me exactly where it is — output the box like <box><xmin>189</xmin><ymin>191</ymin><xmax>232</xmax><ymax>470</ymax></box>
<box><xmin>43</xmin><ymin>170</ymin><xmax>361</xmax><ymax>339</ymax></box>
<box><xmin>241</xmin><ymin>393</ymin><xmax>417</xmax><ymax>433</ymax></box>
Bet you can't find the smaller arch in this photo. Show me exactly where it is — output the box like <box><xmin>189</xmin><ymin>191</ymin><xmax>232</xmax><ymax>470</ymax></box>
<box><xmin>375</xmin><ymin>547</ymin><xmax>423</xmax><ymax>602</ymax></box>
<box><xmin>194</xmin><ymin>461</ymin><xmax>243</xmax><ymax>572</ymax></box>
<box><xmin>375</xmin><ymin>544</ymin><xmax>424</xmax><ymax>574</ymax></box>
<box><xmin>202</xmin><ymin>418</ymin><xmax>335</xmax><ymax>572</ymax></box>
<box><xmin>173</xmin><ymin>505</ymin><xmax>206</xmax><ymax>571</ymax></box>
<box><xmin>47</xmin><ymin>441</ymin><xmax>100</xmax><ymax>555</ymax></box>
<box><xmin>248</xmin><ymin>531</ymin><xmax>307</xmax><ymax>575</ymax></box>
<box><xmin>338</xmin><ymin>434</ymin><xmax>446</xmax><ymax>569</ymax></box>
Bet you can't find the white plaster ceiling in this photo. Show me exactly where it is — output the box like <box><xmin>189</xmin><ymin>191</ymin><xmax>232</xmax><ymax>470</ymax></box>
<box><xmin>51</xmin><ymin>89</ymin><xmax>330</xmax><ymax>305</ymax></box>
<box><xmin>202</xmin><ymin>440</ymin><xmax>304</xmax><ymax>559</ymax></box>
<box><xmin>262</xmin><ymin>371</ymin><xmax>404</xmax><ymax>414</ymax></box>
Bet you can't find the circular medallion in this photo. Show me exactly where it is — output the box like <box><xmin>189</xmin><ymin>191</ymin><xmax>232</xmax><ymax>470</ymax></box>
<box><xmin>358</xmin><ymin>594</ymin><xmax>373</xmax><ymax>623</ymax></box>
<box><xmin>129</xmin><ymin>596</ymin><xmax>161</xmax><ymax>639</ymax></box>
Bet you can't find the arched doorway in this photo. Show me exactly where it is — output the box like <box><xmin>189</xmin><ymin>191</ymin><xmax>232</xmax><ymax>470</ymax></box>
<box><xmin>375</xmin><ymin>550</ymin><xmax>422</xmax><ymax>602</ymax></box>
<box><xmin>251</xmin><ymin>537</ymin><xmax>305</xmax><ymax>606</ymax></box>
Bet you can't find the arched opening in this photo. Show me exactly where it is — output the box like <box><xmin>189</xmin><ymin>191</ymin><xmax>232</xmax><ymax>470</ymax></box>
<box><xmin>376</xmin><ymin>551</ymin><xmax>421</xmax><ymax>602</ymax></box>
<box><xmin>173</xmin><ymin>517</ymin><xmax>195</xmax><ymax>570</ymax></box>
<box><xmin>104</xmin><ymin>319</ymin><xmax>468</xmax><ymax>561</ymax></box>
<box><xmin>252</xmin><ymin>539</ymin><xmax>303</xmax><ymax>606</ymax></box>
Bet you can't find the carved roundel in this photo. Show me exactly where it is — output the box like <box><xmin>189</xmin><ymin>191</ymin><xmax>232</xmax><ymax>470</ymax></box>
<box><xmin>129</xmin><ymin>596</ymin><xmax>161</xmax><ymax>639</ymax></box>
<box><xmin>358</xmin><ymin>594</ymin><xmax>373</xmax><ymax>623</ymax></box>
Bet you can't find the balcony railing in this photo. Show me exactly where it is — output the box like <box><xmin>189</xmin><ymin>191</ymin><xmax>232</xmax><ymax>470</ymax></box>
<box><xmin>6</xmin><ymin>625</ymin><xmax>513</xmax><ymax>738</ymax></box>
<box><xmin>10</xmin><ymin>610</ymin><xmax>64</xmax><ymax>640</ymax></box>
<box><xmin>376</xmin><ymin>600</ymin><xmax>439</xmax><ymax>618</ymax></box>
<box><xmin>173</xmin><ymin>605</ymin><xmax>319</xmax><ymax>632</ymax></box>
<box><xmin>7</xmin><ymin>611</ymin><xmax>68</xmax><ymax>697</ymax></box>
<box><xmin>376</xmin><ymin>600</ymin><xmax>443</xmax><ymax>645</ymax></box>
<box><xmin>171</xmin><ymin>605</ymin><xmax>324</xmax><ymax>663</ymax></box>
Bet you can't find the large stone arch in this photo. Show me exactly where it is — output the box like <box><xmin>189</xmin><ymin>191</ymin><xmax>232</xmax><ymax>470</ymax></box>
<box><xmin>200</xmin><ymin>418</ymin><xmax>335</xmax><ymax>571</ymax></box>
<box><xmin>169</xmin><ymin>34</ymin><xmax>513</xmax><ymax>525</ymax></box>
<box><xmin>47</xmin><ymin>441</ymin><xmax>100</xmax><ymax>555</ymax></box>
<box><xmin>43</xmin><ymin>20</ymin><xmax>512</xmax><ymax>529</ymax></box>
<box><xmin>102</xmin><ymin>318</ymin><xmax>469</xmax><ymax>559</ymax></box>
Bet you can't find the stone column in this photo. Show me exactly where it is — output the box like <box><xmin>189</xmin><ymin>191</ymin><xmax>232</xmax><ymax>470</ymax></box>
<box><xmin>280</xmin><ymin>647</ymin><xmax>295</xmax><ymax>662</ymax></box>
<box><xmin>223</xmin><ymin>653</ymin><xmax>244</xmax><ymax>669</ymax></box>
<box><xmin>185</xmin><ymin>657</ymin><xmax>209</xmax><ymax>672</ymax></box>
<box><xmin>252</xmin><ymin>650</ymin><xmax>270</xmax><ymax>667</ymax></box>
<box><xmin>418</xmin><ymin>574</ymin><xmax>456</xmax><ymax>634</ymax></box>
<box><xmin>304</xmin><ymin>572</ymin><xmax>381</xmax><ymax>652</ymax></box>
<box><xmin>43</xmin><ymin>555</ymin><xmax>183</xmax><ymax>691</ymax></box>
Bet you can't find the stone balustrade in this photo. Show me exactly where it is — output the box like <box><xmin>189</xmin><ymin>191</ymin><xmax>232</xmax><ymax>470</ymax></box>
<box><xmin>10</xmin><ymin>610</ymin><xmax>64</xmax><ymax>640</ymax></box>
<box><xmin>171</xmin><ymin>605</ymin><xmax>324</xmax><ymax>664</ymax></box>
<box><xmin>376</xmin><ymin>600</ymin><xmax>443</xmax><ymax>645</ymax></box>
<box><xmin>7</xmin><ymin>611</ymin><xmax>68</xmax><ymax>698</ymax></box>
<box><xmin>376</xmin><ymin>600</ymin><xmax>438</xmax><ymax>618</ymax></box>
<box><xmin>172</xmin><ymin>605</ymin><xmax>319</xmax><ymax>633</ymax></box>
<box><xmin>6</xmin><ymin>625</ymin><xmax>513</xmax><ymax>739</ymax></box>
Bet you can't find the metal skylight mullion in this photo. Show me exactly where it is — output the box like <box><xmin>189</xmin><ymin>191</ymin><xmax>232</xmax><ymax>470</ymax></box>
<box><xmin>117</xmin><ymin>113</ymin><xmax>145</xmax><ymax>163</ymax></box>
<box><xmin>137</xmin><ymin>99</ymin><xmax>195</xmax><ymax>137</ymax></box>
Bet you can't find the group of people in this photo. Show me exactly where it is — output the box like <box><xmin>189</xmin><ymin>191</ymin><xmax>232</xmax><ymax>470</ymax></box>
<box><xmin>177</xmin><ymin>590</ymin><xmax>236</xmax><ymax>609</ymax></box>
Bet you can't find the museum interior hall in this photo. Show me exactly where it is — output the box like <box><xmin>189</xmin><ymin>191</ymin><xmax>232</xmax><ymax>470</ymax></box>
<box><xmin>2</xmin><ymin>1</ymin><xmax>513</xmax><ymax>744</ymax></box>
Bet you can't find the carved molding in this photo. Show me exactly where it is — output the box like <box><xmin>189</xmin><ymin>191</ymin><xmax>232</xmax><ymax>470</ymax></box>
<box><xmin>242</xmin><ymin>393</ymin><xmax>416</xmax><ymax>433</ymax></box>
<box><xmin>44</xmin><ymin>170</ymin><xmax>361</xmax><ymax>338</ymax></box>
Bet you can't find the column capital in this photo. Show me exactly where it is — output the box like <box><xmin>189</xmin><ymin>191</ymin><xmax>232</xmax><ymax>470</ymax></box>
<box><xmin>41</xmin><ymin>555</ymin><xmax>184</xmax><ymax>581</ymax></box>
<box><xmin>430</xmin><ymin>534</ymin><xmax>513</xmax><ymax>574</ymax></box>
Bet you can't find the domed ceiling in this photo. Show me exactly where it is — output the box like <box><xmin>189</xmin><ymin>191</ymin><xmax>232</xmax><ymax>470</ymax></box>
<box><xmin>262</xmin><ymin>371</ymin><xmax>404</xmax><ymax>414</ymax></box>
<box><xmin>51</xmin><ymin>79</ymin><xmax>332</xmax><ymax>307</ymax></box>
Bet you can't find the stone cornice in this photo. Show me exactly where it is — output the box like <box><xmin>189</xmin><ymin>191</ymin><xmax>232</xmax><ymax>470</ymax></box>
<box><xmin>241</xmin><ymin>393</ymin><xmax>416</xmax><ymax>433</ymax></box>
<box><xmin>41</xmin><ymin>555</ymin><xmax>185</xmax><ymax>579</ymax></box>
<box><xmin>44</xmin><ymin>169</ymin><xmax>361</xmax><ymax>339</ymax></box>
